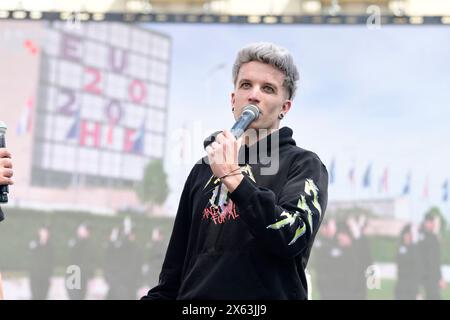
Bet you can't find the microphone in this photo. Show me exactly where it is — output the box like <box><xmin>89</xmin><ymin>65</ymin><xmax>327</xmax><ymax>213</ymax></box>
<box><xmin>230</xmin><ymin>104</ymin><xmax>260</xmax><ymax>139</ymax></box>
<box><xmin>203</xmin><ymin>104</ymin><xmax>260</xmax><ymax>149</ymax></box>
<box><xmin>0</xmin><ymin>122</ymin><xmax>7</xmax><ymax>221</ymax></box>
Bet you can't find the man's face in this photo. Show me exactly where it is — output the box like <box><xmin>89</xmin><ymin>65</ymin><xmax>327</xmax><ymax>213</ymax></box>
<box><xmin>403</xmin><ymin>232</ymin><xmax>412</xmax><ymax>246</ymax></box>
<box><xmin>337</xmin><ymin>232</ymin><xmax>352</xmax><ymax>247</ymax></box>
<box><xmin>425</xmin><ymin>219</ymin><xmax>434</xmax><ymax>232</ymax></box>
<box><xmin>231</xmin><ymin>61</ymin><xmax>291</xmax><ymax>131</ymax></box>
<box><xmin>327</xmin><ymin>219</ymin><xmax>337</xmax><ymax>237</ymax></box>
<box><xmin>39</xmin><ymin>228</ymin><xmax>49</xmax><ymax>244</ymax></box>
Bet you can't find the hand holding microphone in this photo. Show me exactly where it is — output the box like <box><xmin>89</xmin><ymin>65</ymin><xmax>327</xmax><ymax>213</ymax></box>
<box><xmin>0</xmin><ymin>121</ymin><xmax>13</xmax><ymax>222</ymax></box>
<box><xmin>204</xmin><ymin>105</ymin><xmax>260</xmax><ymax>192</ymax></box>
<box><xmin>203</xmin><ymin>104</ymin><xmax>261</xmax><ymax>149</ymax></box>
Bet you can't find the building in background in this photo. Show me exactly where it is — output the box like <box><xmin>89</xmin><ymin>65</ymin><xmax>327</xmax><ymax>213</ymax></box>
<box><xmin>0</xmin><ymin>20</ymin><xmax>170</xmax><ymax>214</ymax></box>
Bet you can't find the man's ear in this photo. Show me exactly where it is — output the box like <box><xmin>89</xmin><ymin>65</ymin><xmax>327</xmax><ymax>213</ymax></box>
<box><xmin>282</xmin><ymin>100</ymin><xmax>292</xmax><ymax>115</ymax></box>
<box><xmin>231</xmin><ymin>92</ymin><xmax>236</xmax><ymax>110</ymax></box>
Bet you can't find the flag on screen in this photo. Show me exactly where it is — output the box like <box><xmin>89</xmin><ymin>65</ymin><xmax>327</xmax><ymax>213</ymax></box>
<box><xmin>363</xmin><ymin>163</ymin><xmax>371</xmax><ymax>188</ymax></box>
<box><xmin>16</xmin><ymin>97</ymin><xmax>34</xmax><ymax>136</ymax></box>
<box><xmin>402</xmin><ymin>172</ymin><xmax>411</xmax><ymax>195</ymax></box>
<box><xmin>329</xmin><ymin>158</ymin><xmax>335</xmax><ymax>185</ymax></box>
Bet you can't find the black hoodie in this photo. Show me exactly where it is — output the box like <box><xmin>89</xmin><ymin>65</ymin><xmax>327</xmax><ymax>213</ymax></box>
<box><xmin>143</xmin><ymin>127</ymin><xmax>328</xmax><ymax>300</ymax></box>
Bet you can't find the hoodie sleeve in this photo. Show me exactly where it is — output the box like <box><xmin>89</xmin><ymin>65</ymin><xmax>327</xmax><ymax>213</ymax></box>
<box><xmin>141</xmin><ymin>167</ymin><xmax>195</xmax><ymax>300</ymax></box>
<box><xmin>229</xmin><ymin>154</ymin><xmax>328</xmax><ymax>259</ymax></box>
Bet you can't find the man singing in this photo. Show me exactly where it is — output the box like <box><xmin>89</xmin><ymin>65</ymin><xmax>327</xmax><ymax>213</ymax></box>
<box><xmin>142</xmin><ymin>42</ymin><xmax>328</xmax><ymax>300</ymax></box>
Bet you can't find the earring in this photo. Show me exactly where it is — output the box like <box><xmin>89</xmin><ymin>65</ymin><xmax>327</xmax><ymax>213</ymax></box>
<box><xmin>278</xmin><ymin>113</ymin><xmax>284</xmax><ymax>120</ymax></box>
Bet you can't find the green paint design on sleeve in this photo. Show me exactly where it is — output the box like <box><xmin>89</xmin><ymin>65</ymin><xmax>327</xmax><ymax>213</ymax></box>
<box><xmin>289</xmin><ymin>224</ymin><xmax>306</xmax><ymax>246</ymax></box>
<box><xmin>297</xmin><ymin>194</ymin><xmax>314</xmax><ymax>231</ymax></box>
<box><xmin>304</xmin><ymin>178</ymin><xmax>322</xmax><ymax>217</ymax></box>
<box><xmin>267</xmin><ymin>211</ymin><xmax>300</xmax><ymax>230</ymax></box>
<box><xmin>266</xmin><ymin>178</ymin><xmax>323</xmax><ymax>246</ymax></box>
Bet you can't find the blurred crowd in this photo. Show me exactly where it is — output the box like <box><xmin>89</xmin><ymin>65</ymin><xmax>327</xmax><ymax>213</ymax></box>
<box><xmin>311</xmin><ymin>209</ymin><xmax>447</xmax><ymax>300</ymax></box>
<box><xmin>17</xmin><ymin>209</ymin><xmax>449</xmax><ymax>300</ymax></box>
<box><xmin>27</xmin><ymin>218</ymin><xmax>167</xmax><ymax>300</ymax></box>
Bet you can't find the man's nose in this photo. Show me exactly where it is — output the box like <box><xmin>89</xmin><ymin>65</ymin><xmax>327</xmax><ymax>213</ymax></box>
<box><xmin>247</xmin><ymin>86</ymin><xmax>261</xmax><ymax>104</ymax></box>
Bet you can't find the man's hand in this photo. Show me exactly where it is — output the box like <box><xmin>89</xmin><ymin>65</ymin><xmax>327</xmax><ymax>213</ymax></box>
<box><xmin>205</xmin><ymin>130</ymin><xmax>243</xmax><ymax>192</ymax></box>
<box><xmin>0</xmin><ymin>148</ymin><xmax>13</xmax><ymax>186</ymax></box>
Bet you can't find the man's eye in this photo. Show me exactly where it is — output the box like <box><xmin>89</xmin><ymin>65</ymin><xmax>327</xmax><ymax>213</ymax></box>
<box><xmin>240</xmin><ymin>82</ymin><xmax>251</xmax><ymax>88</ymax></box>
<box><xmin>263</xmin><ymin>86</ymin><xmax>275</xmax><ymax>93</ymax></box>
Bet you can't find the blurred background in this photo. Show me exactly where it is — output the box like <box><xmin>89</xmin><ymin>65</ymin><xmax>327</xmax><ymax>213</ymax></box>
<box><xmin>0</xmin><ymin>0</ymin><xmax>449</xmax><ymax>300</ymax></box>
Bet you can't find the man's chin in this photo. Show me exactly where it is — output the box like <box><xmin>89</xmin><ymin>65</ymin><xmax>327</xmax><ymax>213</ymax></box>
<box><xmin>246</xmin><ymin>124</ymin><xmax>261</xmax><ymax>133</ymax></box>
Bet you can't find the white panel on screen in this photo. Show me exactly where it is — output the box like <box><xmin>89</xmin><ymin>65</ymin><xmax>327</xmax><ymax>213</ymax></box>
<box><xmin>81</xmin><ymin>93</ymin><xmax>105</xmax><ymax>122</ymax></box>
<box><xmin>84</xmin><ymin>40</ymin><xmax>108</xmax><ymax>69</ymax></box>
<box><xmin>44</xmin><ymin>87</ymin><xmax>57</xmax><ymax>112</ymax></box>
<box><xmin>128</xmin><ymin>52</ymin><xmax>149</xmax><ymax>80</ymax></box>
<box><xmin>147</xmin><ymin>34</ymin><xmax>156</xmax><ymax>57</ymax></box>
<box><xmin>148</xmin><ymin>84</ymin><xmax>166</xmax><ymax>109</ymax></box>
<box><xmin>151</xmin><ymin>37</ymin><xmax>161</xmax><ymax>60</ymax></box>
<box><xmin>42</xmin><ymin>143</ymin><xmax>52</xmax><ymax>169</ymax></box>
<box><xmin>78</xmin><ymin>147</ymin><xmax>99</xmax><ymax>174</ymax></box>
<box><xmin>110</xmin><ymin>23</ymin><xmax>129</xmax><ymax>49</ymax></box>
<box><xmin>87</xmin><ymin>22</ymin><xmax>109</xmax><ymax>43</ymax></box>
<box><xmin>47</xmin><ymin>59</ymin><xmax>58</xmax><ymax>84</ymax></box>
<box><xmin>106</xmin><ymin>73</ymin><xmax>127</xmax><ymax>100</ymax></box>
<box><xmin>58</xmin><ymin>60</ymin><xmax>82</xmax><ymax>90</ymax></box>
<box><xmin>147</xmin><ymin>109</ymin><xmax>165</xmax><ymax>133</ymax></box>
<box><xmin>99</xmin><ymin>151</ymin><xmax>122</xmax><ymax>178</ymax></box>
<box><xmin>44</xmin><ymin>115</ymin><xmax>54</xmax><ymax>140</ymax></box>
<box><xmin>131</xmin><ymin>28</ymin><xmax>150</xmax><ymax>55</ymax></box>
<box><xmin>149</xmin><ymin>60</ymin><xmax>160</xmax><ymax>84</ymax></box>
<box><xmin>123</xmin><ymin>103</ymin><xmax>146</xmax><ymax>128</ymax></box>
<box><xmin>52</xmin><ymin>144</ymin><xmax>76</xmax><ymax>171</ymax></box>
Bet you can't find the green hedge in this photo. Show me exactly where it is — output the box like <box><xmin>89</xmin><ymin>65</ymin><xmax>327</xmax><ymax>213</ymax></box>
<box><xmin>369</xmin><ymin>235</ymin><xmax>398</xmax><ymax>263</ymax></box>
<box><xmin>369</xmin><ymin>234</ymin><xmax>450</xmax><ymax>264</ymax></box>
